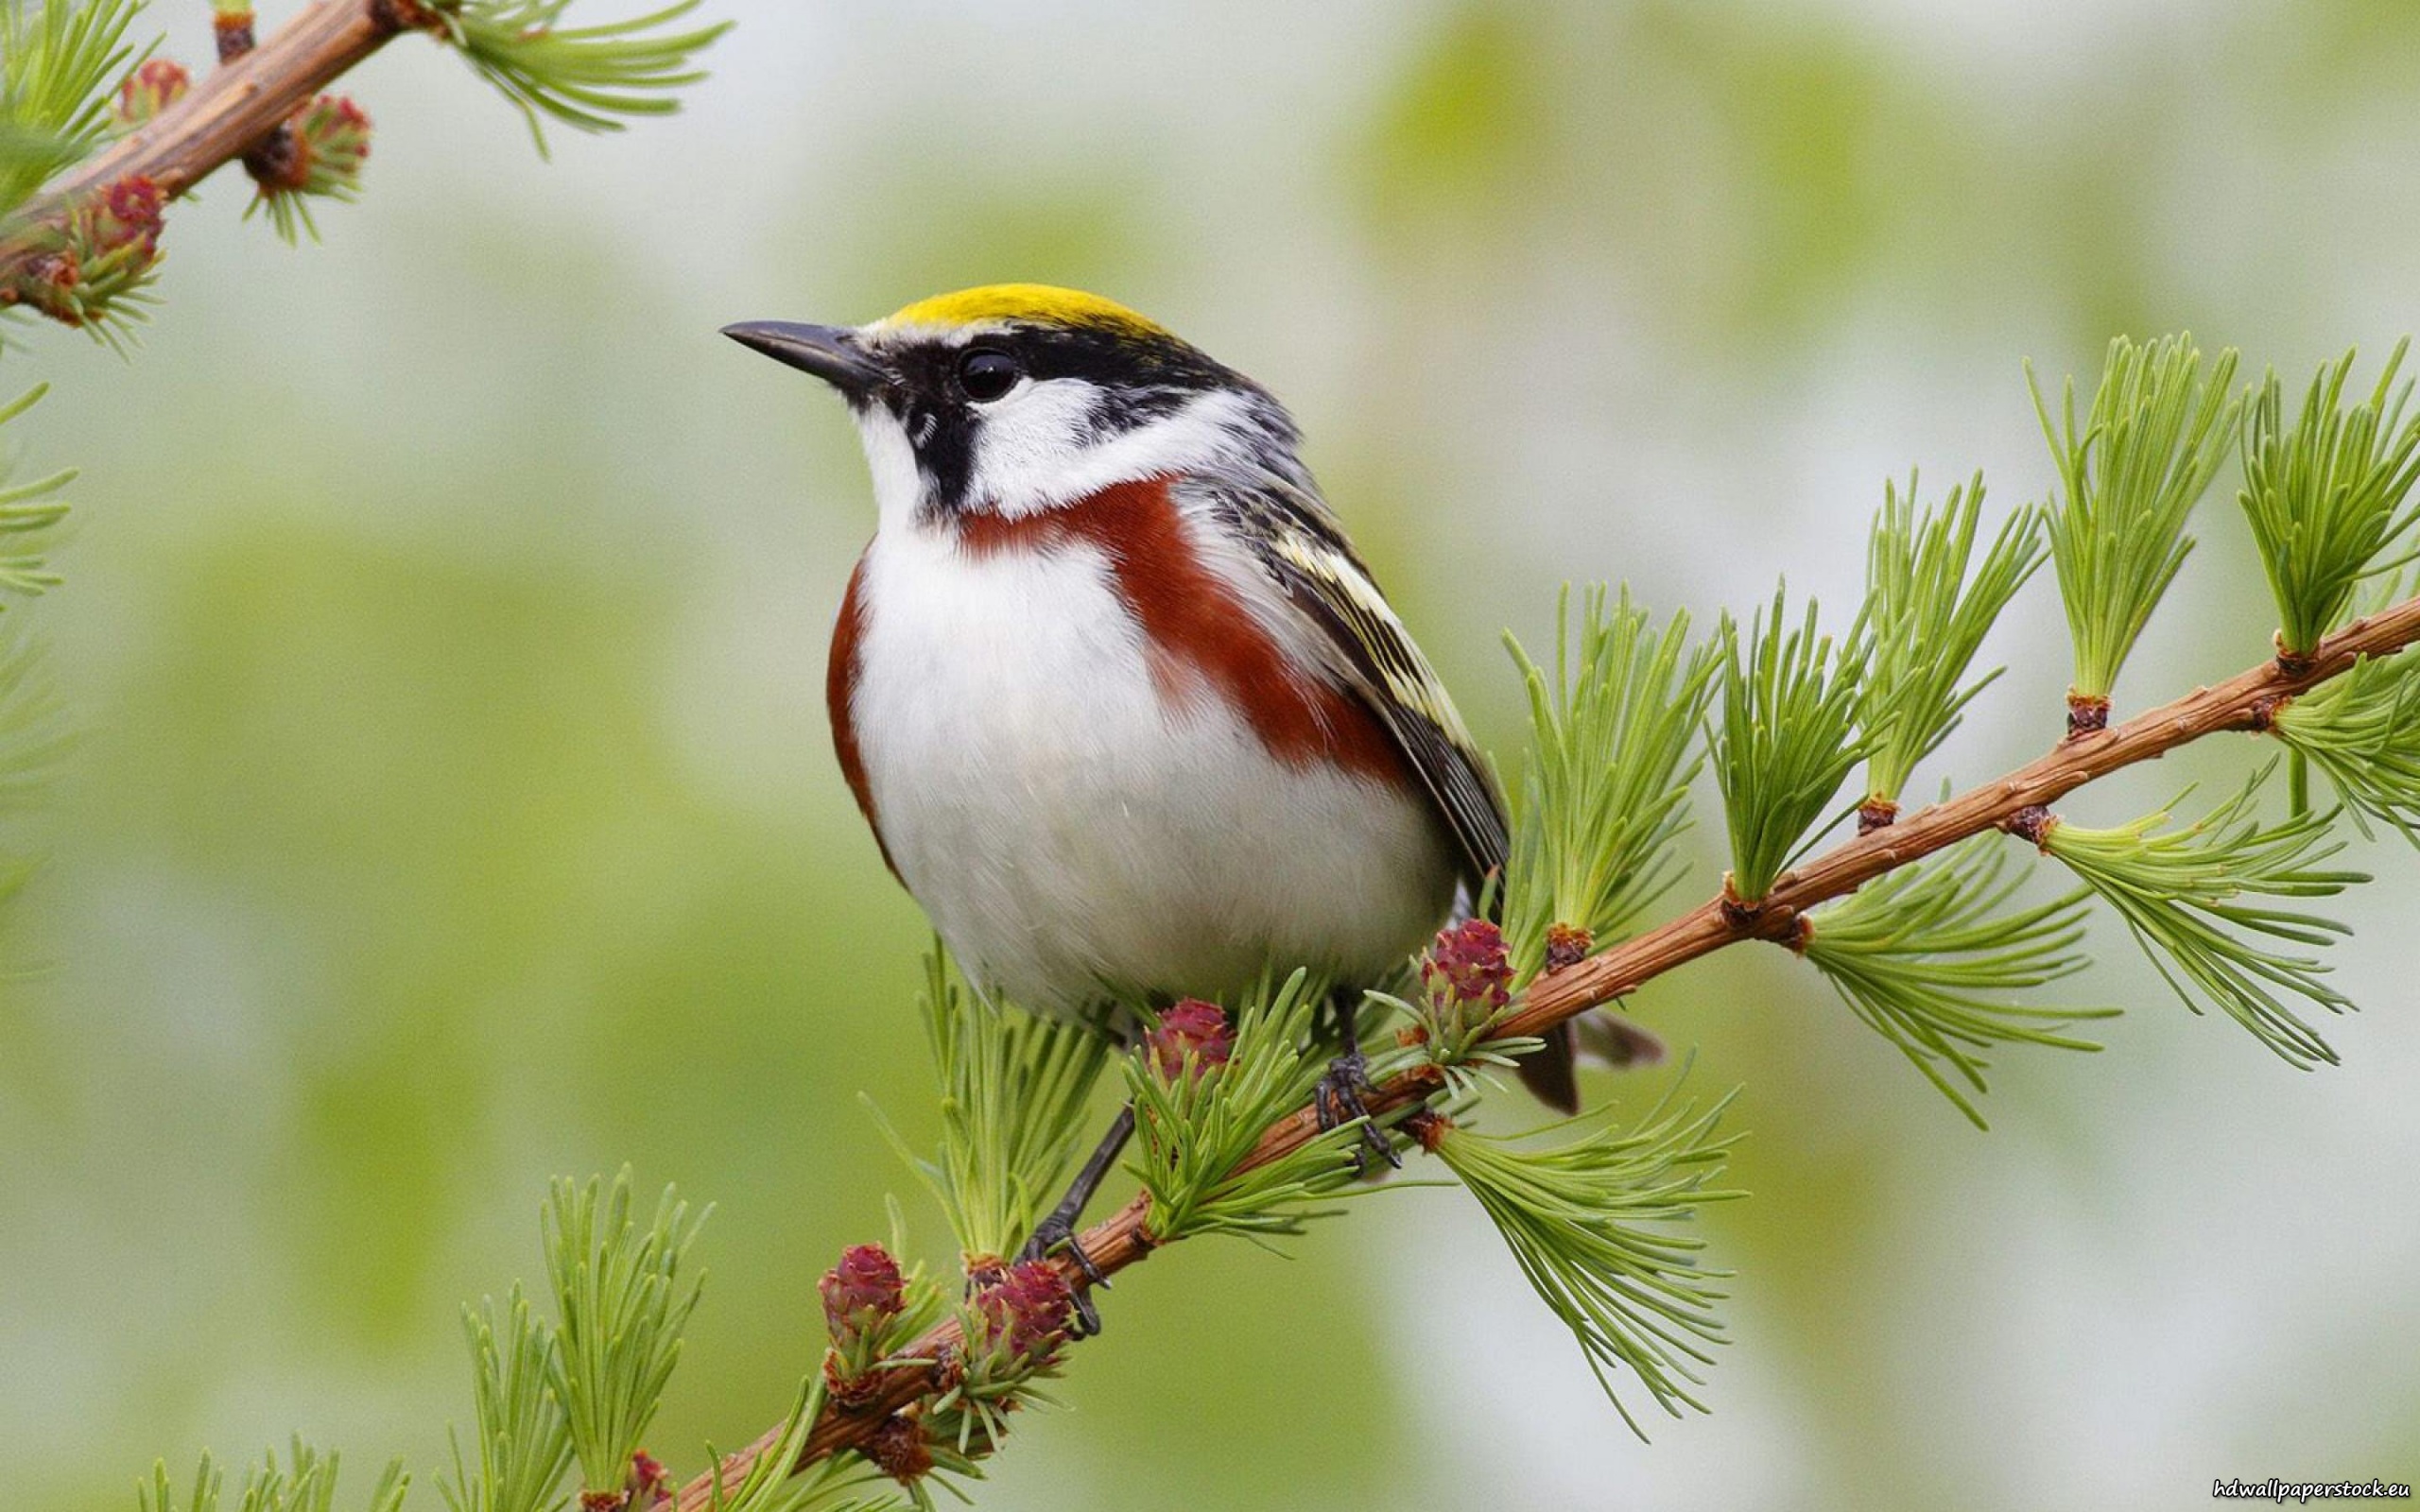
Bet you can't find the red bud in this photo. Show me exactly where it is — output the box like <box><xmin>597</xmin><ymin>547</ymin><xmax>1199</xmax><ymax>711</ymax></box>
<box><xmin>1146</xmin><ymin>998</ymin><xmax>1233</xmax><ymax>1083</ymax></box>
<box><xmin>1422</xmin><ymin>918</ymin><xmax>1512</xmax><ymax>1013</ymax></box>
<box><xmin>971</xmin><ymin>1259</ymin><xmax>1074</xmax><ymax>1371</ymax></box>
<box><xmin>819</xmin><ymin>1243</ymin><xmax>905</xmax><ymax>1346</ymax></box>
<box><xmin>114</xmin><ymin>60</ymin><xmax>191</xmax><ymax>126</ymax></box>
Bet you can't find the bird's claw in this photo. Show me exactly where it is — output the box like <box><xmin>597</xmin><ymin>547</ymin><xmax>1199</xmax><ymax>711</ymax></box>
<box><xmin>1314</xmin><ymin>1045</ymin><xmax>1402</xmax><ymax>1176</ymax></box>
<box><xmin>1019</xmin><ymin>1212</ymin><xmax>1107</xmax><ymax>1336</ymax></box>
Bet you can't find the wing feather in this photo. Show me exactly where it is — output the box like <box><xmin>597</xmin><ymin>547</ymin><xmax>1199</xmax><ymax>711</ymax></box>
<box><xmin>1192</xmin><ymin>471</ymin><xmax>1578</xmax><ymax>1112</ymax></box>
<box><xmin>1202</xmin><ymin>472</ymin><xmax>1509</xmax><ymax>887</ymax></box>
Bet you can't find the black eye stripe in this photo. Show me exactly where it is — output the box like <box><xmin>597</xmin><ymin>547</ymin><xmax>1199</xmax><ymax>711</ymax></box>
<box><xmin>879</xmin><ymin>317</ymin><xmax>1302</xmax><ymax>523</ymax></box>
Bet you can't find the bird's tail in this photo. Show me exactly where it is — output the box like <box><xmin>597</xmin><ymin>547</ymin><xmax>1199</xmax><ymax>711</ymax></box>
<box><xmin>1515</xmin><ymin>1009</ymin><xmax>1667</xmax><ymax>1114</ymax></box>
<box><xmin>1515</xmin><ymin>1022</ymin><xmax>1581</xmax><ymax>1113</ymax></box>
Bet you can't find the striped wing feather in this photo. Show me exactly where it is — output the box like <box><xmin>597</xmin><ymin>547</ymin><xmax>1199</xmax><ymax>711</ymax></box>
<box><xmin>1212</xmin><ymin>472</ymin><xmax>1580</xmax><ymax>1112</ymax></box>
<box><xmin>1236</xmin><ymin>480</ymin><xmax>1509</xmax><ymax>886</ymax></box>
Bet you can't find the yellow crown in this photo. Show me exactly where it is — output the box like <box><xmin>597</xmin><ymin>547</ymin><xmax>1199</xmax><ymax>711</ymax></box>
<box><xmin>878</xmin><ymin>284</ymin><xmax>1169</xmax><ymax>337</ymax></box>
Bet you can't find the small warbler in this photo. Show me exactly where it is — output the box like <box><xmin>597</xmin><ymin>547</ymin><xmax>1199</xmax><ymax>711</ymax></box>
<box><xmin>726</xmin><ymin>286</ymin><xmax>1585</xmax><ymax>1294</ymax></box>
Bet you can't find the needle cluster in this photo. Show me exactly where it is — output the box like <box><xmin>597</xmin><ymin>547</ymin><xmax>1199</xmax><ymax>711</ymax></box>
<box><xmin>872</xmin><ymin>952</ymin><xmax>1110</xmax><ymax>1266</ymax></box>
<box><xmin>2034</xmin><ymin>335</ymin><xmax>2241</xmax><ymax>712</ymax></box>
<box><xmin>0</xmin><ymin>0</ymin><xmax>147</xmax><ymax>214</ymax></box>
<box><xmin>3</xmin><ymin>1</ymin><xmax>163</xmax><ymax>341</ymax></box>
<box><xmin>544</xmin><ymin>1173</ymin><xmax>708</xmax><ymax>1501</ymax></box>
<box><xmin>438</xmin><ymin>0</ymin><xmax>732</xmax><ymax>155</ymax></box>
<box><xmin>1800</xmin><ymin>836</ymin><xmax>2109</xmax><ymax>1127</ymax></box>
<box><xmin>1713</xmin><ymin>585</ymin><xmax>1870</xmax><ymax>903</ymax></box>
<box><xmin>0</xmin><ymin>384</ymin><xmax>69</xmax><ymax>602</ymax></box>
<box><xmin>2039</xmin><ymin>771</ymin><xmax>2366</xmax><ymax>1069</ymax></box>
<box><xmin>2239</xmin><ymin>342</ymin><xmax>2420</xmax><ymax>661</ymax></box>
<box><xmin>243</xmin><ymin>94</ymin><xmax>374</xmax><ymax>246</ymax></box>
<box><xmin>2271</xmin><ymin>648</ymin><xmax>2420</xmax><ymax>845</ymax></box>
<box><xmin>138</xmin><ymin>1445</ymin><xmax>407</xmax><ymax>1512</ymax></box>
<box><xmin>1123</xmin><ymin>969</ymin><xmax>1365</xmax><ymax>1245</ymax></box>
<box><xmin>1500</xmin><ymin>587</ymin><xmax>1716</xmax><ymax>980</ymax></box>
<box><xmin>434</xmin><ymin>1174</ymin><xmax>712</xmax><ymax>1512</ymax></box>
<box><xmin>446</xmin><ymin>1286</ymin><xmax>577</xmax><ymax>1512</ymax></box>
<box><xmin>1856</xmin><ymin>473</ymin><xmax>2043</xmax><ymax>811</ymax></box>
<box><xmin>1426</xmin><ymin>1087</ymin><xmax>1742</xmax><ymax>1437</ymax></box>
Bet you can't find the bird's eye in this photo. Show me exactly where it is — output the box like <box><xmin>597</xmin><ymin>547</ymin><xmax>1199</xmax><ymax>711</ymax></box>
<box><xmin>956</xmin><ymin>348</ymin><xmax>1022</xmax><ymax>403</ymax></box>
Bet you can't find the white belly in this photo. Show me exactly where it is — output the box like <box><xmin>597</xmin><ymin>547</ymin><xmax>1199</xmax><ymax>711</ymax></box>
<box><xmin>849</xmin><ymin>525</ymin><xmax>1458</xmax><ymax>1019</ymax></box>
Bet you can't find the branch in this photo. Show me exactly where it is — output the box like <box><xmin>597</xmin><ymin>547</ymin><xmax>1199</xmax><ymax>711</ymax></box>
<box><xmin>4</xmin><ymin>0</ymin><xmax>410</xmax><ymax>239</ymax></box>
<box><xmin>674</xmin><ymin>586</ymin><xmax>2420</xmax><ymax>1504</ymax></box>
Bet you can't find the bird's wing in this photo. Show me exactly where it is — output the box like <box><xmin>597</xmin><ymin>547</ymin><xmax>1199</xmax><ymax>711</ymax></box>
<box><xmin>1202</xmin><ymin>471</ymin><xmax>1509</xmax><ymax>888</ymax></box>
<box><xmin>1199</xmin><ymin>471</ymin><xmax>1579</xmax><ymax>1113</ymax></box>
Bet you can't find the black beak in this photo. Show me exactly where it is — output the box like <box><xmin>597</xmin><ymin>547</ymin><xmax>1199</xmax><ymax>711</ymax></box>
<box><xmin>720</xmin><ymin>320</ymin><xmax>887</xmax><ymax>398</ymax></box>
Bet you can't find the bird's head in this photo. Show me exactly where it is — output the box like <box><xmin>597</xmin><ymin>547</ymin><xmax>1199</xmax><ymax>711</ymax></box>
<box><xmin>723</xmin><ymin>284</ymin><xmax>1302</xmax><ymax>527</ymax></box>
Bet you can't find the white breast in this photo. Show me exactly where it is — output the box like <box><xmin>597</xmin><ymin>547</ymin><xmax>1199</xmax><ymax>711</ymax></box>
<box><xmin>848</xmin><ymin>523</ymin><xmax>1458</xmax><ymax>1020</ymax></box>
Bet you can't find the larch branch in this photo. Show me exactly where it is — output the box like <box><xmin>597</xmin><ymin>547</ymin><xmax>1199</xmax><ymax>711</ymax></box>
<box><xmin>0</xmin><ymin>0</ymin><xmax>414</xmax><ymax>264</ymax></box>
<box><xmin>675</xmin><ymin>593</ymin><xmax>2420</xmax><ymax>1503</ymax></box>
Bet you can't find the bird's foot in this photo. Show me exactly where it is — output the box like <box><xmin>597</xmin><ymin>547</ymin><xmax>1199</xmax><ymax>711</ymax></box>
<box><xmin>1313</xmin><ymin>1043</ymin><xmax>1402</xmax><ymax>1177</ymax></box>
<box><xmin>1018</xmin><ymin>1212</ymin><xmax>1107</xmax><ymax>1337</ymax></box>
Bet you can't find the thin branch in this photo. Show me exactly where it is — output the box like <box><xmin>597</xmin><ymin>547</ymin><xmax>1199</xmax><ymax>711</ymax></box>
<box><xmin>0</xmin><ymin>0</ymin><xmax>414</xmax><ymax>259</ymax></box>
<box><xmin>672</xmin><ymin>586</ymin><xmax>2420</xmax><ymax>1502</ymax></box>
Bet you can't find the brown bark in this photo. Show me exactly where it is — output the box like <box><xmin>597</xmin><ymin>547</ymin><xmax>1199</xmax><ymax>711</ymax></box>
<box><xmin>1</xmin><ymin>1</ymin><xmax>411</xmax><ymax>266</ymax></box>
<box><xmin>673</xmin><ymin>591</ymin><xmax>2420</xmax><ymax>1505</ymax></box>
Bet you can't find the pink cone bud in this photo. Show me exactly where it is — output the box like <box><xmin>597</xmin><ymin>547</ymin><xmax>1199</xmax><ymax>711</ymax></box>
<box><xmin>301</xmin><ymin>94</ymin><xmax>373</xmax><ymax>163</ymax></box>
<box><xmin>630</xmin><ymin>1451</ymin><xmax>668</xmax><ymax>1505</ymax></box>
<box><xmin>93</xmin><ymin>176</ymin><xmax>164</xmax><ymax>257</ymax></box>
<box><xmin>1422</xmin><ymin>919</ymin><xmax>1512</xmax><ymax>1017</ymax></box>
<box><xmin>819</xmin><ymin>1243</ymin><xmax>905</xmax><ymax>1347</ymax></box>
<box><xmin>1146</xmin><ymin>998</ymin><xmax>1233</xmax><ymax>1083</ymax></box>
<box><xmin>971</xmin><ymin>1259</ymin><xmax>1074</xmax><ymax>1372</ymax></box>
<box><xmin>1</xmin><ymin>175</ymin><xmax>165</xmax><ymax>328</ymax></box>
<box><xmin>114</xmin><ymin>60</ymin><xmax>190</xmax><ymax>126</ymax></box>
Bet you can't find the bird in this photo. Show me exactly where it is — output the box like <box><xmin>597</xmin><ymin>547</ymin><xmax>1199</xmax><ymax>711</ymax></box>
<box><xmin>723</xmin><ymin>284</ymin><xmax>1580</xmax><ymax>1297</ymax></box>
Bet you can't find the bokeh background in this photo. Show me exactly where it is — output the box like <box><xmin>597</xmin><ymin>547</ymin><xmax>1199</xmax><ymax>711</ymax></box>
<box><xmin>9</xmin><ymin>1</ymin><xmax>2420</xmax><ymax>1507</ymax></box>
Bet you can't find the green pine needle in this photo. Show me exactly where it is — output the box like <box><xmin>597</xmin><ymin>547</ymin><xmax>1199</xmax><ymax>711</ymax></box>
<box><xmin>138</xmin><ymin>1447</ymin><xmax>407</xmax><ymax>1512</ymax></box>
<box><xmin>0</xmin><ymin>387</ymin><xmax>68</xmax><ymax>820</ymax></box>
<box><xmin>2042</xmin><ymin>770</ymin><xmax>2366</xmax><ymax>1069</ymax></box>
<box><xmin>0</xmin><ymin>624</ymin><xmax>64</xmax><ymax>816</ymax></box>
<box><xmin>1124</xmin><ymin>970</ymin><xmax>1363</xmax><ymax>1246</ymax></box>
<box><xmin>2272</xmin><ymin>649</ymin><xmax>2420</xmax><ymax>847</ymax></box>
<box><xmin>438</xmin><ymin>0</ymin><xmax>733</xmax><ymax>158</ymax></box>
<box><xmin>1714</xmin><ymin>584</ymin><xmax>1871</xmax><ymax>902</ymax></box>
<box><xmin>1802</xmin><ymin>836</ymin><xmax>2112</xmax><ymax>1128</ymax></box>
<box><xmin>1500</xmin><ymin>586</ymin><xmax>1717</xmax><ymax>981</ymax></box>
<box><xmin>1428</xmin><ymin>1085</ymin><xmax>1742</xmax><ymax>1437</ymax></box>
<box><xmin>0</xmin><ymin>383</ymin><xmax>70</xmax><ymax>610</ymax></box>
<box><xmin>2239</xmin><ymin>340</ymin><xmax>2420</xmax><ymax>659</ymax></box>
<box><xmin>2033</xmin><ymin>335</ymin><xmax>2242</xmax><ymax>704</ymax></box>
<box><xmin>869</xmin><ymin>950</ymin><xmax>1110</xmax><ymax>1266</ymax></box>
<box><xmin>0</xmin><ymin>0</ymin><xmax>151</xmax><ymax>214</ymax></box>
<box><xmin>443</xmin><ymin>1286</ymin><xmax>575</xmax><ymax>1512</ymax></box>
<box><xmin>138</xmin><ymin>1455</ymin><xmax>225</xmax><ymax>1512</ymax></box>
<box><xmin>704</xmin><ymin>1381</ymin><xmax>906</xmax><ymax>1512</ymax></box>
<box><xmin>544</xmin><ymin>1170</ymin><xmax>708</xmax><ymax>1499</ymax></box>
<box><xmin>1858</xmin><ymin>473</ymin><xmax>2044</xmax><ymax>806</ymax></box>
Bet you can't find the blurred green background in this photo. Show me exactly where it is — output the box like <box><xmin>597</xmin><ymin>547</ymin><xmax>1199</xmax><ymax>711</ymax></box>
<box><xmin>9</xmin><ymin>1</ymin><xmax>2420</xmax><ymax>1507</ymax></box>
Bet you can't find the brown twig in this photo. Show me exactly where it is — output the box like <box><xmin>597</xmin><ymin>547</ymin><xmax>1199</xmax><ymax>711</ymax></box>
<box><xmin>676</xmin><ymin>602</ymin><xmax>2420</xmax><ymax>1503</ymax></box>
<box><xmin>0</xmin><ymin>0</ymin><xmax>418</xmax><ymax>266</ymax></box>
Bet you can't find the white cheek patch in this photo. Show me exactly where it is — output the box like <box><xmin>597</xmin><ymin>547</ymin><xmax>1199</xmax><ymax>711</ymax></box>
<box><xmin>967</xmin><ymin>379</ymin><xmax>1102</xmax><ymax>516</ymax></box>
<box><xmin>974</xmin><ymin>386</ymin><xmax>1263</xmax><ymax>517</ymax></box>
<box><xmin>852</xmin><ymin>407</ymin><xmax>926</xmax><ymax>533</ymax></box>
